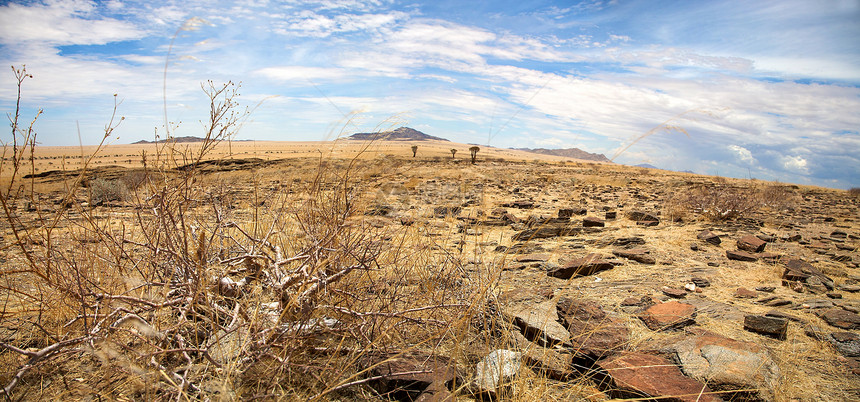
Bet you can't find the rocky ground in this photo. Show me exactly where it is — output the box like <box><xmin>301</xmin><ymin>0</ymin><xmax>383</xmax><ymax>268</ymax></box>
<box><xmin>353</xmin><ymin>156</ymin><xmax>860</xmax><ymax>401</ymax></box>
<box><xmin>3</xmin><ymin>145</ymin><xmax>859</xmax><ymax>401</ymax></box>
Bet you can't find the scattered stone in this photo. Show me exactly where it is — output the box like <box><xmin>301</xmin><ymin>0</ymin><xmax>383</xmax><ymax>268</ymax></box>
<box><xmin>638</xmin><ymin>301</ymin><xmax>696</xmax><ymax>331</ymax></box>
<box><xmin>501</xmin><ymin>200</ymin><xmax>535</xmax><ymax>209</ymax></box>
<box><xmin>763</xmin><ymin>298</ymin><xmax>793</xmax><ymax>307</ymax></box>
<box><xmin>756</xmin><ymin>286</ymin><xmax>776</xmax><ymax>292</ymax></box>
<box><xmin>621</xmin><ymin>296</ymin><xmax>653</xmax><ymax>307</ymax></box>
<box><xmin>690</xmin><ymin>277</ymin><xmax>711</xmax><ymax>288</ymax></box>
<box><xmin>605</xmin><ymin>211</ymin><xmax>617</xmax><ymax>220</ymax></box>
<box><xmin>637</xmin><ymin>220</ymin><xmax>659</xmax><ymax>227</ymax></box>
<box><xmin>684</xmin><ymin>283</ymin><xmax>696</xmax><ymax>292</ymax></box>
<box><xmin>734</xmin><ymin>288</ymin><xmax>757</xmax><ymax>298</ymax></box>
<box><xmin>801</xmin><ymin>299</ymin><xmax>835</xmax><ymax>309</ymax></box>
<box><xmin>612</xmin><ymin>248</ymin><xmax>656</xmax><ymax>264</ymax></box>
<box><xmin>598</xmin><ymin>352</ymin><xmax>719</xmax><ymax>402</ymax></box>
<box><xmin>737</xmin><ymin>235</ymin><xmax>767</xmax><ymax>253</ymax></box>
<box><xmin>743</xmin><ymin>315</ymin><xmax>788</xmax><ymax>340</ymax></box>
<box><xmin>838</xmin><ymin>284</ymin><xmax>860</xmax><ymax>293</ymax></box>
<box><xmin>671</xmin><ymin>332</ymin><xmax>779</xmax><ymax>399</ymax></box>
<box><xmin>558</xmin><ymin>297</ymin><xmax>630</xmax><ymax>359</ymax></box>
<box><xmin>662</xmin><ymin>287</ymin><xmax>687</xmax><ymax>298</ymax></box>
<box><xmin>583</xmin><ymin>216</ymin><xmax>605</xmax><ymax>227</ymax></box>
<box><xmin>783</xmin><ymin>259</ymin><xmax>835</xmax><ymax>290</ymax></box>
<box><xmin>626</xmin><ymin>210</ymin><xmax>659</xmax><ymax>224</ymax></box>
<box><xmin>433</xmin><ymin>206</ymin><xmax>461</xmax><ymax>218</ymax></box>
<box><xmin>820</xmin><ymin>308</ymin><xmax>860</xmax><ymax>330</ymax></box>
<box><xmin>697</xmin><ymin>230</ymin><xmax>721</xmax><ymax>245</ymax></box>
<box><xmin>558</xmin><ymin>208</ymin><xmax>586</xmax><ymax>218</ymax></box>
<box><xmin>365</xmin><ymin>351</ymin><xmax>455</xmax><ymax>401</ymax></box>
<box><xmin>827</xmin><ymin>292</ymin><xmax>844</xmax><ymax>299</ymax></box>
<box><xmin>547</xmin><ymin>254</ymin><xmax>619</xmax><ymax>279</ymax></box>
<box><xmin>726</xmin><ymin>250</ymin><xmax>758</xmax><ymax>262</ymax></box>
<box><xmin>830</xmin><ymin>332</ymin><xmax>860</xmax><ymax>357</ymax></box>
<box><xmin>509</xmin><ymin>331</ymin><xmax>573</xmax><ymax>379</ymax></box>
<box><xmin>474</xmin><ymin>350</ymin><xmax>522</xmax><ymax>394</ymax></box>
<box><xmin>501</xmin><ymin>299</ymin><xmax>571</xmax><ymax>347</ymax></box>
<box><xmin>765</xmin><ymin>310</ymin><xmax>801</xmax><ymax>322</ymax></box>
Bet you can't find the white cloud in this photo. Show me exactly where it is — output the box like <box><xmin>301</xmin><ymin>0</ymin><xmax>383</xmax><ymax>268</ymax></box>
<box><xmin>0</xmin><ymin>0</ymin><xmax>145</xmax><ymax>45</ymax></box>
<box><xmin>782</xmin><ymin>155</ymin><xmax>809</xmax><ymax>174</ymax></box>
<box><xmin>728</xmin><ymin>144</ymin><xmax>755</xmax><ymax>164</ymax></box>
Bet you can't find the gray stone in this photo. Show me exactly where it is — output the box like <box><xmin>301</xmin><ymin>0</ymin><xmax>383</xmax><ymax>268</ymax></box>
<box><xmin>474</xmin><ymin>350</ymin><xmax>522</xmax><ymax>394</ymax></box>
<box><xmin>672</xmin><ymin>332</ymin><xmax>779</xmax><ymax>398</ymax></box>
<box><xmin>830</xmin><ymin>332</ymin><xmax>860</xmax><ymax>357</ymax></box>
<box><xmin>743</xmin><ymin>315</ymin><xmax>788</xmax><ymax>340</ymax></box>
<box><xmin>502</xmin><ymin>299</ymin><xmax>570</xmax><ymax>347</ymax></box>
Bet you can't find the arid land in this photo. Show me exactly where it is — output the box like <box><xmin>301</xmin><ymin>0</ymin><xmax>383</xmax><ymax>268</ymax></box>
<box><xmin>1</xmin><ymin>138</ymin><xmax>858</xmax><ymax>401</ymax></box>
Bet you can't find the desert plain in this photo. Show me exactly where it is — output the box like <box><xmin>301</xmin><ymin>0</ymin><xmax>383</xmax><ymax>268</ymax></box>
<box><xmin>1</xmin><ymin>135</ymin><xmax>859</xmax><ymax>401</ymax></box>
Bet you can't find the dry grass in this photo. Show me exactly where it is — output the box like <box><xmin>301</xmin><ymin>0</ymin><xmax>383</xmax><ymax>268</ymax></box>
<box><xmin>3</xmin><ymin>67</ymin><xmax>859</xmax><ymax>401</ymax></box>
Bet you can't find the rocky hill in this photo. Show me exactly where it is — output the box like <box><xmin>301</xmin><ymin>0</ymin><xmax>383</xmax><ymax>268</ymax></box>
<box><xmin>513</xmin><ymin>147</ymin><xmax>611</xmax><ymax>163</ymax></box>
<box><xmin>348</xmin><ymin>127</ymin><xmax>449</xmax><ymax>142</ymax></box>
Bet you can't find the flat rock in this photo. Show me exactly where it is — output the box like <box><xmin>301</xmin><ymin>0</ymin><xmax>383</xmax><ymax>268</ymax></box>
<box><xmin>612</xmin><ymin>248</ymin><xmax>656</xmax><ymax>264</ymax></box>
<box><xmin>474</xmin><ymin>350</ymin><xmax>522</xmax><ymax>394</ymax></box>
<box><xmin>598</xmin><ymin>352</ymin><xmax>719</xmax><ymax>402</ymax></box>
<box><xmin>515</xmin><ymin>253</ymin><xmax>551</xmax><ymax>262</ymax></box>
<box><xmin>697</xmin><ymin>230</ymin><xmax>721</xmax><ymax>245</ymax></box>
<box><xmin>672</xmin><ymin>332</ymin><xmax>779</xmax><ymax>398</ymax></box>
<box><xmin>548</xmin><ymin>253</ymin><xmax>618</xmax><ymax>279</ymax></box>
<box><xmin>743</xmin><ymin>315</ymin><xmax>788</xmax><ymax>340</ymax></box>
<box><xmin>365</xmin><ymin>351</ymin><xmax>455</xmax><ymax>400</ymax></box>
<box><xmin>509</xmin><ymin>330</ymin><xmax>573</xmax><ymax>379</ymax></box>
<box><xmin>734</xmin><ymin>287</ymin><xmax>757</xmax><ymax>298</ymax></box>
<box><xmin>726</xmin><ymin>249</ymin><xmax>758</xmax><ymax>262</ymax></box>
<box><xmin>820</xmin><ymin>308</ymin><xmax>860</xmax><ymax>330</ymax></box>
<box><xmin>583</xmin><ymin>216</ymin><xmax>605</xmax><ymax>227</ymax></box>
<box><xmin>662</xmin><ymin>287</ymin><xmax>687</xmax><ymax>298</ymax></box>
<box><xmin>558</xmin><ymin>297</ymin><xmax>629</xmax><ymax>359</ymax></box>
<box><xmin>830</xmin><ymin>332</ymin><xmax>860</xmax><ymax>357</ymax></box>
<box><xmin>737</xmin><ymin>235</ymin><xmax>767</xmax><ymax>252</ymax></box>
<box><xmin>626</xmin><ymin>210</ymin><xmax>660</xmax><ymax>223</ymax></box>
<box><xmin>638</xmin><ymin>301</ymin><xmax>697</xmax><ymax>331</ymax></box>
<box><xmin>501</xmin><ymin>299</ymin><xmax>571</xmax><ymax>347</ymax></box>
<box><xmin>782</xmin><ymin>259</ymin><xmax>834</xmax><ymax>290</ymax></box>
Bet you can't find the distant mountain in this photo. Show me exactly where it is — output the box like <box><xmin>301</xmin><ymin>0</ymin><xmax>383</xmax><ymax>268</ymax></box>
<box><xmin>348</xmin><ymin>127</ymin><xmax>449</xmax><ymax>141</ymax></box>
<box><xmin>635</xmin><ymin>163</ymin><xmax>659</xmax><ymax>169</ymax></box>
<box><xmin>513</xmin><ymin>147</ymin><xmax>611</xmax><ymax>163</ymax></box>
<box><xmin>132</xmin><ymin>136</ymin><xmax>252</xmax><ymax>144</ymax></box>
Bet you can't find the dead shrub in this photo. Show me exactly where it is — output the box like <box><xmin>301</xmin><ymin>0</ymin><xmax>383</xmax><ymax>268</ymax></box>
<box><xmin>668</xmin><ymin>184</ymin><xmax>759</xmax><ymax>221</ymax></box>
<box><xmin>87</xmin><ymin>178</ymin><xmax>130</xmax><ymax>205</ymax></box>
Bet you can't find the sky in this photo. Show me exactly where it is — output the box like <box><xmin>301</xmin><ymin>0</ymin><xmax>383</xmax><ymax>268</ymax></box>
<box><xmin>1</xmin><ymin>0</ymin><xmax>859</xmax><ymax>189</ymax></box>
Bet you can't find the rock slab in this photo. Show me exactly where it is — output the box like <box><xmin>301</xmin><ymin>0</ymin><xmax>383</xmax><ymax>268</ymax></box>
<box><xmin>598</xmin><ymin>352</ymin><xmax>719</xmax><ymax>402</ymax></box>
<box><xmin>638</xmin><ymin>302</ymin><xmax>697</xmax><ymax>331</ymax></box>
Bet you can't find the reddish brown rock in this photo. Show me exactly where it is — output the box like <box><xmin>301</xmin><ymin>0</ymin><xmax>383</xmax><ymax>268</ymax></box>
<box><xmin>734</xmin><ymin>287</ymin><xmax>758</xmax><ymax>298</ymax></box>
<box><xmin>671</xmin><ymin>332</ymin><xmax>779</xmax><ymax>398</ymax></box>
<box><xmin>548</xmin><ymin>254</ymin><xmax>618</xmax><ymax>279</ymax></box>
<box><xmin>743</xmin><ymin>315</ymin><xmax>788</xmax><ymax>340</ymax></box>
<box><xmin>726</xmin><ymin>249</ymin><xmax>758</xmax><ymax>262</ymax></box>
<box><xmin>515</xmin><ymin>253</ymin><xmax>551</xmax><ymax>262</ymax></box>
<box><xmin>820</xmin><ymin>308</ymin><xmax>860</xmax><ymax>330</ymax></box>
<box><xmin>558</xmin><ymin>298</ymin><xmax>629</xmax><ymax>359</ymax></box>
<box><xmin>697</xmin><ymin>230</ymin><xmax>721</xmax><ymax>245</ymax></box>
<box><xmin>662</xmin><ymin>287</ymin><xmax>687</xmax><ymax>298</ymax></box>
<box><xmin>365</xmin><ymin>351</ymin><xmax>455</xmax><ymax>400</ymax></box>
<box><xmin>737</xmin><ymin>235</ymin><xmax>767</xmax><ymax>252</ymax></box>
<box><xmin>583</xmin><ymin>216</ymin><xmax>605</xmax><ymax>227</ymax></box>
<box><xmin>612</xmin><ymin>248</ymin><xmax>656</xmax><ymax>264</ymax></box>
<box><xmin>638</xmin><ymin>301</ymin><xmax>696</xmax><ymax>331</ymax></box>
<box><xmin>598</xmin><ymin>352</ymin><xmax>719</xmax><ymax>402</ymax></box>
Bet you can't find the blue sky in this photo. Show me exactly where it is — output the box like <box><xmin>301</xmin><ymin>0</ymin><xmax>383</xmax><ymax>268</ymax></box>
<box><xmin>1</xmin><ymin>0</ymin><xmax>859</xmax><ymax>189</ymax></box>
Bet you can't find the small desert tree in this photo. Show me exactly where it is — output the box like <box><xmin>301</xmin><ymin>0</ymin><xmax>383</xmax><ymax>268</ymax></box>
<box><xmin>450</xmin><ymin>148</ymin><xmax>457</xmax><ymax>159</ymax></box>
<box><xmin>469</xmin><ymin>146</ymin><xmax>480</xmax><ymax>164</ymax></box>
<box><xmin>411</xmin><ymin>145</ymin><xmax>418</xmax><ymax>157</ymax></box>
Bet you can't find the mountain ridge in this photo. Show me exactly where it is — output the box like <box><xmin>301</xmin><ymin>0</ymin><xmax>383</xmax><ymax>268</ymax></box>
<box><xmin>347</xmin><ymin>127</ymin><xmax>449</xmax><ymax>142</ymax></box>
<box><xmin>512</xmin><ymin>147</ymin><xmax>611</xmax><ymax>163</ymax></box>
